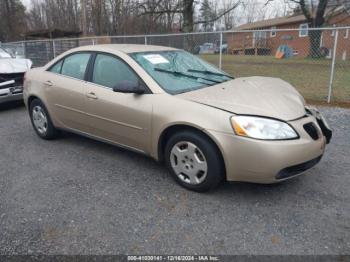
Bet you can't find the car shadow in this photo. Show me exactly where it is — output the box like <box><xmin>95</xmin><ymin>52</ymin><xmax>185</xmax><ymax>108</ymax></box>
<box><xmin>59</xmin><ymin>130</ymin><xmax>163</xmax><ymax>168</ymax></box>
<box><xmin>0</xmin><ymin>101</ymin><xmax>24</xmax><ymax>111</ymax></box>
<box><xmin>207</xmin><ymin>175</ymin><xmax>304</xmax><ymax>201</ymax></box>
<box><xmin>58</xmin><ymin>130</ymin><xmax>302</xmax><ymax>197</ymax></box>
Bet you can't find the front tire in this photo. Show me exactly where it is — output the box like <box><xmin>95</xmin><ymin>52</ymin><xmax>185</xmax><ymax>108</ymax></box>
<box><xmin>165</xmin><ymin>130</ymin><xmax>225</xmax><ymax>192</ymax></box>
<box><xmin>29</xmin><ymin>99</ymin><xmax>58</xmax><ymax>140</ymax></box>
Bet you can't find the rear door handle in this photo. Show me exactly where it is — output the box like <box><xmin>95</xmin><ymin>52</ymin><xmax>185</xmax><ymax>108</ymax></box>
<box><xmin>44</xmin><ymin>80</ymin><xmax>53</xmax><ymax>86</ymax></box>
<box><xmin>86</xmin><ymin>92</ymin><xmax>98</xmax><ymax>99</ymax></box>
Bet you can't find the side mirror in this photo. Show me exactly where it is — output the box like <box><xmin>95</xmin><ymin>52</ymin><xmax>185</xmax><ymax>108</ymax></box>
<box><xmin>113</xmin><ymin>80</ymin><xmax>145</xmax><ymax>94</ymax></box>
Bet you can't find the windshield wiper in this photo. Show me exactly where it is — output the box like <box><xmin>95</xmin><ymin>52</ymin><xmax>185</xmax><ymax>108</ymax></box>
<box><xmin>154</xmin><ymin>68</ymin><xmax>221</xmax><ymax>83</ymax></box>
<box><xmin>187</xmin><ymin>69</ymin><xmax>233</xmax><ymax>79</ymax></box>
<box><xmin>173</xmin><ymin>87</ymin><xmax>199</xmax><ymax>94</ymax></box>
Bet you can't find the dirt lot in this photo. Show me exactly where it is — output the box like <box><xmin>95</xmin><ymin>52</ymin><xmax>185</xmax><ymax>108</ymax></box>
<box><xmin>0</xmin><ymin>103</ymin><xmax>349</xmax><ymax>255</ymax></box>
<box><xmin>201</xmin><ymin>55</ymin><xmax>350</xmax><ymax>105</ymax></box>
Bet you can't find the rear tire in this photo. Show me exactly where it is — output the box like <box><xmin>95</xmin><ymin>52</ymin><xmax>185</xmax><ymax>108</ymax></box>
<box><xmin>164</xmin><ymin>130</ymin><xmax>225</xmax><ymax>192</ymax></box>
<box><xmin>29</xmin><ymin>99</ymin><xmax>58</xmax><ymax>140</ymax></box>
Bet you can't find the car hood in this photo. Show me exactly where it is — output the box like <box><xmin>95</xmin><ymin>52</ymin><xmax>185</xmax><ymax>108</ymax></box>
<box><xmin>177</xmin><ymin>76</ymin><xmax>306</xmax><ymax>121</ymax></box>
<box><xmin>0</xmin><ymin>58</ymin><xmax>32</xmax><ymax>73</ymax></box>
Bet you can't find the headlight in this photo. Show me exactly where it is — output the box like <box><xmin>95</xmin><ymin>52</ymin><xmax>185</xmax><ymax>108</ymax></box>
<box><xmin>231</xmin><ymin>116</ymin><xmax>298</xmax><ymax>140</ymax></box>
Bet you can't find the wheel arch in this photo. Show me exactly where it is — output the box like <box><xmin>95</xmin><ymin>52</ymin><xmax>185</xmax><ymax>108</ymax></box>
<box><xmin>27</xmin><ymin>95</ymin><xmax>40</xmax><ymax>107</ymax></box>
<box><xmin>27</xmin><ymin>95</ymin><xmax>51</xmax><ymax>115</ymax></box>
<box><xmin>157</xmin><ymin>124</ymin><xmax>226</xmax><ymax>177</ymax></box>
<box><xmin>27</xmin><ymin>95</ymin><xmax>58</xmax><ymax>128</ymax></box>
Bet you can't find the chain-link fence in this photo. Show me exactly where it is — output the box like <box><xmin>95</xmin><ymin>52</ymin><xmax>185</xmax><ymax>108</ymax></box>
<box><xmin>1</xmin><ymin>27</ymin><xmax>349</xmax><ymax>104</ymax></box>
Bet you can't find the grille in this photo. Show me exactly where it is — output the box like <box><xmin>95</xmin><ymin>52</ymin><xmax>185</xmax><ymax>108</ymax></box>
<box><xmin>276</xmin><ymin>155</ymin><xmax>323</xmax><ymax>180</ymax></box>
<box><xmin>0</xmin><ymin>73</ymin><xmax>24</xmax><ymax>89</ymax></box>
<box><xmin>303</xmin><ymin>122</ymin><xmax>319</xmax><ymax>140</ymax></box>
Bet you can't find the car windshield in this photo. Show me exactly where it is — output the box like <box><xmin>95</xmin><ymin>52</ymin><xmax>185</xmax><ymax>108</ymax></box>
<box><xmin>130</xmin><ymin>50</ymin><xmax>233</xmax><ymax>94</ymax></box>
<box><xmin>0</xmin><ymin>48</ymin><xmax>12</xmax><ymax>58</ymax></box>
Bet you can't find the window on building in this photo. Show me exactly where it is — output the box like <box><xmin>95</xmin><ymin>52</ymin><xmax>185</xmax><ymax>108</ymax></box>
<box><xmin>270</xmin><ymin>26</ymin><xmax>277</xmax><ymax>37</ymax></box>
<box><xmin>299</xmin><ymin>23</ymin><xmax>308</xmax><ymax>37</ymax></box>
<box><xmin>253</xmin><ymin>31</ymin><xmax>267</xmax><ymax>47</ymax></box>
<box><xmin>345</xmin><ymin>29</ymin><xmax>349</xmax><ymax>39</ymax></box>
<box><xmin>253</xmin><ymin>31</ymin><xmax>267</xmax><ymax>39</ymax></box>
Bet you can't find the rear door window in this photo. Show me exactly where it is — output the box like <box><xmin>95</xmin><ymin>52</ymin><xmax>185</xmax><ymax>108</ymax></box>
<box><xmin>61</xmin><ymin>53</ymin><xmax>91</xmax><ymax>80</ymax></box>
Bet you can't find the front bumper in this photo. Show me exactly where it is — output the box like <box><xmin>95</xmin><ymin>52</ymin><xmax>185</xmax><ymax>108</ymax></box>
<box><xmin>0</xmin><ymin>86</ymin><xmax>23</xmax><ymax>103</ymax></box>
<box><xmin>208</xmin><ymin>113</ymin><xmax>329</xmax><ymax>183</ymax></box>
<box><xmin>1</xmin><ymin>73</ymin><xmax>25</xmax><ymax>104</ymax></box>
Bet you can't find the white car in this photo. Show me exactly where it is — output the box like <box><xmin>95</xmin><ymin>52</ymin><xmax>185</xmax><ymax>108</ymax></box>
<box><xmin>0</xmin><ymin>47</ymin><xmax>32</xmax><ymax>103</ymax></box>
<box><xmin>198</xmin><ymin>43</ymin><xmax>216</xmax><ymax>54</ymax></box>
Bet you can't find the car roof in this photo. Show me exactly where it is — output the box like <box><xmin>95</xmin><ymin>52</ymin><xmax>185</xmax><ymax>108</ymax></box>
<box><xmin>72</xmin><ymin>44</ymin><xmax>179</xmax><ymax>54</ymax></box>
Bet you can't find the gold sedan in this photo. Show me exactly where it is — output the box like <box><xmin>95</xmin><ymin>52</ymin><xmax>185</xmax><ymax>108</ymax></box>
<box><xmin>23</xmin><ymin>45</ymin><xmax>332</xmax><ymax>191</ymax></box>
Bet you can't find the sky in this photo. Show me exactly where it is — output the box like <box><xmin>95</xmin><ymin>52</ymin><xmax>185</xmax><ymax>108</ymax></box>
<box><xmin>22</xmin><ymin>0</ymin><xmax>31</xmax><ymax>8</ymax></box>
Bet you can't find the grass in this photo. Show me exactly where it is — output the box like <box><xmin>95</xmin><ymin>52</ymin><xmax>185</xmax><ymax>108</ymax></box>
<box><xmin>200</xmin><ymin>54</ymin><xmax>350</xmax><ymax>106</ymax></box>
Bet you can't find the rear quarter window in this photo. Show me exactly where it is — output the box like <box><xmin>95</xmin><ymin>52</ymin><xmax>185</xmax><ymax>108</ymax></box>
<box><xmin>49</xmin><ymin>60</ymin><xmax>63</xmax><ymax>74</ymax></box>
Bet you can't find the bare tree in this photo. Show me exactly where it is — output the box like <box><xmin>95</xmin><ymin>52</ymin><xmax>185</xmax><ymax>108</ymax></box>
<box><xmin>199</xmin><ymin>0</ymin><xmax>217</xmax><ymax>31</ymax></box>
<box><xmin>81</xmin><ymin>0</ymin><xmax>88</xmax><ymax>35</ymax></box>
<box><xmin>138</xmin><ymin>0</ymin><xmax>241</xmax><ymax>33</ymax></box>
<box><xmin>26</xmin><ymin>0</ymin><xmax>80</xmax><ymax>32</ymax></box>
<box><xmin>108</xmin><ymin>0</ymin><xmax>123</xmax><ymax>34</ymax></box>
<box><xmin>22</xmin><ymin>0</ymin><xmax>245</xmax><ymax>39</ymax></box>
<box><xmin>242</xmin><ymin>0</ymin><xmax>269</xmax><ymax>24</ymax></box>
<box><xmin>0</xmin><ymin>0</ymin><xmax>26</xmax><ymax>41</ymax></box>
<box><xmin>221</xmin><ymin>0</ymin><xmax>240</xmax><ymax>29</ymax></box>
<box><xmin>137</xmin><ymin>0</ymin><xmax>182</xmax><ymax>33</ymax></box>
<box><xmin>26</xmin><ymin>0</ymin><xmax>46</xmax><ymax>30</ymax></box>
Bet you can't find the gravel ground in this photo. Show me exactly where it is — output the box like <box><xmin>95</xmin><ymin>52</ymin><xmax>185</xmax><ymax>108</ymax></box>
<box><xmin>0</xmin><ymin>103</ymin><xmax>349</xmax><ymax>255</ymax></box>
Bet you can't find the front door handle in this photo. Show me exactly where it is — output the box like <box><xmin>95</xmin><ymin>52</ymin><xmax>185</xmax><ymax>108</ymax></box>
<box><xmin>44</xmin><ymin>80</ymin><xmax>53</xmax><ymax>87</ymax></box>
<box><xmin>86</xmin><ymin>92</ymin><xmax>98</xmax><ymax>100</ymax></box>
